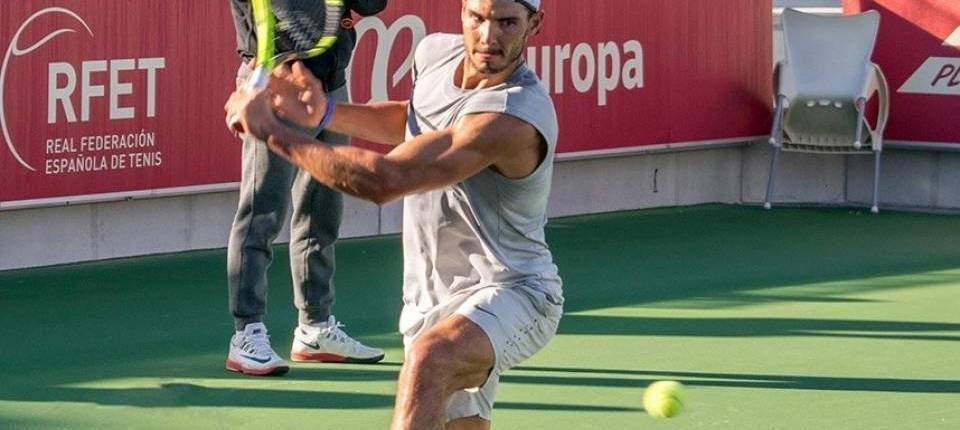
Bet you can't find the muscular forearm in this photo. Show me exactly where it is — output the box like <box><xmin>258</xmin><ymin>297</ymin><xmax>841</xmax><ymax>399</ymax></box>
<box><xmin>327</xmin><ymin>101</ymin><xmax>409</xmax><ymax>146</ymax></box>
<box><xmin>267</xmin><ymin>130</ymin><xmax>402</xmax><ymax>204</ymax></box>
<box><xmin>255</xmin><ymin>104</ymin><xmax>487</xmax><ymax>205</ymax></box>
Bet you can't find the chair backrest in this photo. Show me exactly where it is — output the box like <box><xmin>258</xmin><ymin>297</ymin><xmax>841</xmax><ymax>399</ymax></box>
<box><xmin>780</xmin><ymin>8</ymin><xmax>880</xmax><ymax>100</ymax></box>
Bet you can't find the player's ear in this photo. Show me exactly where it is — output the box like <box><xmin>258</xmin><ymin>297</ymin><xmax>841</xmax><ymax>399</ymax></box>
<box><xmin>529</xmin><ymin>11</ymin><xmax>544</xmax><ymax>35</ymax></box>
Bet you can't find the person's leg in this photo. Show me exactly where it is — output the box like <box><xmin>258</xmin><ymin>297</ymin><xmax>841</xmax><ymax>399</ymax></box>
<box><xmin>225</xmin><ymin>62</ymin><xmax>297</xmax><ymax>375</ymax></box>
<box><xmin>392</xmin><ymin>315</ymin><xmax>495</xmax><ymax>430</ymax></box>
<box><xmin>288</xmin><ymin>169</ymin><xmax>341</xmax><ymax>325</ymax></box>
<box><xmin>289</xmin><ymin>84</ymin><xmax>348</xmax><ymax>327</ymax></box>
<box><xmin>227</xmin><ymin>107</ymin><xmax>296</xmax><ymax>331</ymax></box>
<box><xmin>288</xmin><ymin>85</ymin><xmax>384</xmax><ymax>363</ymax></box>
<box><xmin>393</xmin><ymin>285</ymin><xmax>562</xmax><ymax>428</ymax></box>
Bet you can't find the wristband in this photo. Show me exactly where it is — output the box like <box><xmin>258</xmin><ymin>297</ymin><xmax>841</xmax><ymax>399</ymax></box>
<box><xmin>316</xmin><ymin>96</ymin><xmax>337</xmax><ymax>131</ymax></box>
<box><xmin>285</xmin><ymin>96</ymin><xmax>336</xmax><ymax>139</ymax></box>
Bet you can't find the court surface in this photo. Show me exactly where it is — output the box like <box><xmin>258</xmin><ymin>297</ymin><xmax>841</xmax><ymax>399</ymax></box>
<box><xmin>1</xmin><ymin>204</ymin><xmax>958</xmax><ymax>429</ymax></box>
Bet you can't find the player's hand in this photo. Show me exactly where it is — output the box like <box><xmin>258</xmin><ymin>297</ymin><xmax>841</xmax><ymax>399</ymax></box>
<box><xmin>225</xmin><ymin>86</ymin><xmax>281</xmax><ymax>141</ymax></box>
<box><xmin>268</xmin><ymin>61</ymin><xmax>329</xmax><ymax>129</ymax></box>
<box><xmin>225</xmin><ymin>84</ymin><xmax>315</xmax><ymax>157</ymax></box>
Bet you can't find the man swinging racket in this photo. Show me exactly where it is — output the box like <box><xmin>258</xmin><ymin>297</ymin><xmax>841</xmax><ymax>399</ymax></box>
<box><xmin>227</xmin><ymin>1</ymin><xmax>563</xmax><ymax>427</ymax></box>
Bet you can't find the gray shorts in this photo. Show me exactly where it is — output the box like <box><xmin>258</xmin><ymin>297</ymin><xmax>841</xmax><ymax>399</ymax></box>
<box><xmin>401</xmin><ymin>285</ymin><xmax>563</xmax><ymax>422</ymax></box>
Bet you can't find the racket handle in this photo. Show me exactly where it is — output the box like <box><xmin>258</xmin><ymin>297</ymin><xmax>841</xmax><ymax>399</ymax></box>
<box><xmin>244</xmin><ymin>66</ymin><xmax>270</xmax><ymax>92</ymax></box>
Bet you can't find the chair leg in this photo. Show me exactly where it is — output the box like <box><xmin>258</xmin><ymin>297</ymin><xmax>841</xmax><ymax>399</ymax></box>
<box><xmin>854</xmin><ymin>98</ymin><xmax>866</xmax><ymax>150</ymax></box>
<box><xmin>764</xmin><ymin>146</ymin><xmax>782</xmax><ymax>210</ymax></box>
<box><xmin>871</xmin><ymin>150</ymin><xmax>881</xmax><ymax>214</ymax></box>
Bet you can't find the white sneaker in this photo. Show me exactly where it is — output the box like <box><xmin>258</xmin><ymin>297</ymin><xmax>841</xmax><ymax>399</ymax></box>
<box><xmin>226</xmin><ymin>322</ymin><xmax>290</xmax><ymax>376</ymax></box>
<box><xmin>291</xmin><ymin>316</ymin><xmax>385</xmax><ymax>363</ymax></box>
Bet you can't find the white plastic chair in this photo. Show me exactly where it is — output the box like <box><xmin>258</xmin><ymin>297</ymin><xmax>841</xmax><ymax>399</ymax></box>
<box><xmin>766</xmin><ymin>8</ymin><xmax>890</xmax><ymax>213</ymax></box>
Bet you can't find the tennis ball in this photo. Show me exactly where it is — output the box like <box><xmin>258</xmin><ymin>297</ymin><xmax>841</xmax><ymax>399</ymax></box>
<box><xmin>643</xmin><ymin>380</ymin><xmax>685</xmax><ymax>418</ymax></box>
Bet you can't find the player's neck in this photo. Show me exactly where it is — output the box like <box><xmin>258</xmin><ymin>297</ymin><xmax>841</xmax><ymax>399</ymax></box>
<box><xmin>457</xmin><ymin>57</ymin><xmax>522</xmax><ymax>90</ymax></box>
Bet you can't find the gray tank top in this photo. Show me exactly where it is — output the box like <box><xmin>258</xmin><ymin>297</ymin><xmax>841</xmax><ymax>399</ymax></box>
<box><xmin>399</xmin><ymin>33</ymin><xmax>563</xmax><ymax>334</ymax></box>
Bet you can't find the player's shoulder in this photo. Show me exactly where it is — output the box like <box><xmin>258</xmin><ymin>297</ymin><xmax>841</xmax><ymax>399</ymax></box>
<box><xmin>513</xmin><ymin>66</ymin><xmax>552</xmax><ymax>99</ymax></box>
<box><xmin>414</xmin><ymin>33</ymin><xmax>464</xmax><ymax>74</ymax></box>
<box><xmin>461</xmin><ymin>71</ymin><xmax>558</xmax><ymax>146</ymax></box>
<box><xmin>501</xmin><ymin>67</ymin><xmax>559</xmax><ymax>144</ymax></box>
<box><xmin>497</xmin><ymin>66</ymin><xmax>555</xmax><ymax>114</ymax></box>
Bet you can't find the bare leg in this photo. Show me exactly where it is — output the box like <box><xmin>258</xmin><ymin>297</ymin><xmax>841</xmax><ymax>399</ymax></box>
<box><xmin>391</xmin><ymin>315</ymin><xmax>495</xmax><ymax>430</ymax></box>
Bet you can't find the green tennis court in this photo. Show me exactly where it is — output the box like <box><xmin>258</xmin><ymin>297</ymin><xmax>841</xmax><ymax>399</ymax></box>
<box><xmin>1</xmin><ymin>204</ymin><xmax>958</xmax><ymax>429</ymax></box>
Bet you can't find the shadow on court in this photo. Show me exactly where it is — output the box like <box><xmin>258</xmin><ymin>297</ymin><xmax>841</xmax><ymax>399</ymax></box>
<box><xmin>0</xmin><ymin>382</ymin><xmax>637</xmax><ymax>412</ymax></box>
<box><xmin>559</xmin><ymin>315</ymin><xmax>960</xmax><ymax>342</ymax></box>
<box><xmin>508</xmin><ymin>366</ymin><xmax>960</xmax><ymax>394</ymax></box>
<box><xmin>0</xmin><ymin>383</ymin><xmax>395</xmax><ymax>409</ymax></box>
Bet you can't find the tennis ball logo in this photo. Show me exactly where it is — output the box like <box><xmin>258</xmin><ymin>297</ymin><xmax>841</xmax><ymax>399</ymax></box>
<box><xmin>643</xmin><ymin>380</ymin><xmax>686</xmax><ymax>419</ymax></box>
<box><xmin>1</xmin><ymin>6</ymin><xmax>167</xmax><ymax>175</ymax></box>
<box><xmin>1</xmin><ymin>7</ymin><xmax>92</xmax><ymax>172</ymax></box>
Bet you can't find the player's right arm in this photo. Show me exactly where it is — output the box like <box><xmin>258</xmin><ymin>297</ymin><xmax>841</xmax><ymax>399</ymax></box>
<box><xmin>225</xmin><ymin>84</ymin><xmax>543</xmax><ymax>205</ymax></box>
<box><xmin>326</xmin><ymin>101</ymin><xmax>409</xmax><ymax>146</ymax></box>
<box><xmin>271</xmin><ymin>32</ymin><xmax>450</xmax><ymax>147</ymax></box>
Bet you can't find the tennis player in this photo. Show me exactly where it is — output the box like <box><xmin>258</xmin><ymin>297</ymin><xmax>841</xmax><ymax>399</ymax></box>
<box><xmin>227</xmin><ymin>1</ymin><xmax>562</xmax><ymax>427</ymax></box>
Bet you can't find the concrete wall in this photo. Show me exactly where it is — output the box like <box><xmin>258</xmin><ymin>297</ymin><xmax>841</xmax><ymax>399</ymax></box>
<box><xmin>0</xmin><ymin>193</ymin><xmax>388</xmax><ymax>270</ymax></box>
<box><xmin>742</xmin><ymin>145</ymin><xmax>960</xmax><ymax>210</ymax></box>
<box><xmin>5</xmin><ymin>0</ymin><xmax>959</xmax><ymax>271</ymax></box>
<box><xmin>6</xmin><ymin>141</ymin><xmax>957</xmax><ymax>271</ymax></box>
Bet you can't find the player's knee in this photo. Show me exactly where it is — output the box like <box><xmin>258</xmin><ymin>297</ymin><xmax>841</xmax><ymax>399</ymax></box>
<box><xmin>244</xmin><ymin>215</ymin><xmax>284</xmax><ymax>245</ymax></box>
<box><xmin>408</xmin><ymin>337</ymin><xmax>467</xmax><ymax>385</ymax></box>
<box><xmin>407</xmin><ymin>337</ymin><xmax>488</xmax><ymax>390</ymax></box>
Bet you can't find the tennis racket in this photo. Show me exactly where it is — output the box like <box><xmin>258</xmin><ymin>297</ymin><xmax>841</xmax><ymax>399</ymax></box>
<box><xmin>230</xmin><ymin>0</ymin><xmax>345</xmax><ymax>131</ymax></box>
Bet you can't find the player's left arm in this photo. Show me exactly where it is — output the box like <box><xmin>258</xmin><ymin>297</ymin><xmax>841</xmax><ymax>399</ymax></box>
<box><xmin>267</xmin><ymin>111</ymin><xmax>540</xmax><ymax>204</ymax></box>
<box><xmin>228</xmin><ymin>87</ymin><xmax>541</xmax><ymax>204</ymax></box>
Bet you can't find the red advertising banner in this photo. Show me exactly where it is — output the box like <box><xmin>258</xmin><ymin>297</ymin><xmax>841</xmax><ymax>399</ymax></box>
<box><xmin>1</xmin><ymin>0</ymin><xmax>772</xmax><ymax>208</ymax></box>
<box><xmin>844</xmin><ymin>0</ymin><xmax>960</xmax><ymax>146</ymax></box>
<box><xmin>0</xmin><ymin>1</ymin><xmax>239</xmax><ymax>207</ymax></box>
<box><xmin>347</xmin><ymin>0</ymin><xmax>773</xmax><ymax>153</ymax></box>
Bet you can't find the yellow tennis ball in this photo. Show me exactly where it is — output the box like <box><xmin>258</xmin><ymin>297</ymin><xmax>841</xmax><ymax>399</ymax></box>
<box><xmin>643</xmin><ymin>380</ymin><xmax>686</xmax><ymax>418</ymax></box>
